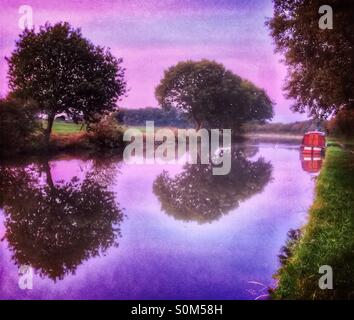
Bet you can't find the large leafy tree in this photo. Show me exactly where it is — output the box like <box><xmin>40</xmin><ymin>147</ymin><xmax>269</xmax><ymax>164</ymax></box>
<box><xmin>267</xmin><ymin>0</ymin><xmax>354</xmax><ymax>118</ymax></box>
<box><xmin>7</xmin><ymin>22</ymin><xmax>127</xmax><ymax>144</ymax></box>
<box><xmin>155</xmin><ymin>60</ymin><xmax>274</xmax><ymax>130</ymax></box>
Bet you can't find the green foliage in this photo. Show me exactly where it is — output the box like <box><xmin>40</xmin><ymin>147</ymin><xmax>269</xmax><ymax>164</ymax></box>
<box><xmin>267</xmin><ymin>0</ymin><xmax>354</xmax><ymax>118</ymax></box>
<box><xmin>155</xmin><ymin>60</ymin><xmax>274</xmax><ymax>130</ymax></box>
<box><xmin>326</xmin><ymin>108</ymin><xmax>354</xmax><ymax>138</ymax></box>
<box><xmin>89</xmin><ymin>114</ymin><xmax>125</xmax><ymax>149</ymax></box>
<box><xmin>273</xmin><ymin>147</ymin><xmax>354</xmax><ymax>299</ymax></box>
<box><xmin>0</xmin><ymin>97</ymin><xmax>43</xmax><ymax>155</ymax></box>
<box><xmin>7</xmin><ymin>22</ymin><xmax>127</xmax><ymax>140</ymax></box>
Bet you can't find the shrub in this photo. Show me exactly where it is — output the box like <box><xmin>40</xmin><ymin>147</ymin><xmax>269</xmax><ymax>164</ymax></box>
<box><xmin>50</xmin><ymin>132</ymin><xmax>92</xmax><ymax>150</ymax></box>
<box><xmin>88</xmin><ymin>114</ymin><xmax>124</xmax><ymax>149</ymax></box>
<box><xmin>0</xmin><ymin>98</ymin><xmax>43</xmax><ymax>155</ymax></box>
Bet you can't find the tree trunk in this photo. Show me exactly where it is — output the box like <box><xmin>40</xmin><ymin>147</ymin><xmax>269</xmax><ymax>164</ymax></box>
<box><xmin>195</xmin><ymin>119</ymin><xmax>203</xmax><ymax>131</ymax></box>
<box><xmin>42</xmin><ymin>160</ymin><xmax>55</xmax><ymax>190</ymax></box>
<box><xmin>45</xmin><ymin>113</ymin><xmax>55</xmax><ymax>147</ymax></box>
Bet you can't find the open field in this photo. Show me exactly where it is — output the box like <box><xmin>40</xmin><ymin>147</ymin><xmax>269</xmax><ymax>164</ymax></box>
<box><xmin>40</xmin><ymin>120</ymin><xmax>86</xmax><ymax>135</ymax></box>
<box><xmin>52</xmin><ymin>121</ymin><xmax>85</xmax><ymax>135</ymax></box>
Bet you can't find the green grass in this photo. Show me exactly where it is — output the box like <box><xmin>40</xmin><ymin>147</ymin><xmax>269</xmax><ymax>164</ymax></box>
<box><xmin>39</xmin><ymin>120</ymin><xmax>86</xmax><ymax>135</ymax></box>
<box><xmin>52</xmin><ymin>121</ymin><xmax>85</xmax><ymax>135</ymax></box>
<box><xmin>273</xmin><ymin>146</ymin><xmax>354</xmax><ymax>299</ymax></box>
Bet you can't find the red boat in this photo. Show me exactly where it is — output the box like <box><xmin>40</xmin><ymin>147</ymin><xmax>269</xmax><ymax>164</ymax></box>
<box><xmin>300</xmin><ymin>131</ymin><xmax>326</xmax><ymax>154</ymax></box>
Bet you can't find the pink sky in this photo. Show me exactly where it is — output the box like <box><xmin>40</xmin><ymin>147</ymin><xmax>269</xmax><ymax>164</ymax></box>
<box><xmin>0</xmin><ymin>0</ymin><xmax>307</xmax><ymax>122</ymax></box>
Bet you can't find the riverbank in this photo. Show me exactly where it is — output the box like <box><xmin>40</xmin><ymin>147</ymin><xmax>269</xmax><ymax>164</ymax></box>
<box><xmin>0</xmin><ymin>119</ymin><xmax>126</xmax><ymax>158</ymax></box>
<box><xmin>272</xmin><ymin>145</ymin><xmax>354</xmax><ymax>299</ymax></box>
<box><xmin>1</xmin><ymin>120</ymin><xmax>307</xmax><ymax>158</ymax></box>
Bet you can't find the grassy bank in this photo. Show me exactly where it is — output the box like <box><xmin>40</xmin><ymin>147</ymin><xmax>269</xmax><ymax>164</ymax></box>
<box><xmin>0</xmin><ymin>120</ymin><xmax>124</xmax><ymax>156</ymax></box>
<box><xmin>273</xmin><ymin>146</ymin><xmax>354</xmax><ymax>299</ymax></box>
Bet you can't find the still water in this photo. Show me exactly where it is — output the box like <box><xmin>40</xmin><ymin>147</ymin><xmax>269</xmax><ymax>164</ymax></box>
<box><xmin>0</xmin><ymin>142</ymin><xmax>319</xmax><ymax>299</ymax></box>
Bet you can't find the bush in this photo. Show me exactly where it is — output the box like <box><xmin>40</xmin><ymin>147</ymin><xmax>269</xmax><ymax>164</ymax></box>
<box><xmin>50</xmin><ymin>132</ymin><xmax>92</xmax><ymax>150</ymax></box>
<box><xmin>326</xmin><ymin>108</ymin><xmax>354</xmax><ymax>138</ymax></box>
<box><xmin>88</xmin><ymin>114</ymin><xmax>124</xmax><ymax>149</ymax></box>
<box><xmin>0</xmin><ymin>98</ymin><xmax>43</xmax><ymax>155</ymax></box>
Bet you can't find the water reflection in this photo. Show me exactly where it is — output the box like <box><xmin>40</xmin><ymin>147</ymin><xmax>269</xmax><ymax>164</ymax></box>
<box><xmin>0</xmin><ymin>143</ymin><xmax>317</xmax><ymax>299</ymax></box>
<box><xmin>300</xmin><ymin>152</ymin><xmax>324</xmax><ymax>174</ymax></box>
<box><xmin>153</xmin><ymin>147</ymin><xmax>273</xmax><ymax>224</ymax></box>
<box><xmin>0</xmin><ymin>158</ymin><xmax>124</xmax><ymax>281</ymax></box>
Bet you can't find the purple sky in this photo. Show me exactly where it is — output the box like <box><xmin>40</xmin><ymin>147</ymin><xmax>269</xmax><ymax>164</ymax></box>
<box><xmin>0</xmin><ymin>0</ymin><xmax>307</xmax><ymax>122</ymax></box>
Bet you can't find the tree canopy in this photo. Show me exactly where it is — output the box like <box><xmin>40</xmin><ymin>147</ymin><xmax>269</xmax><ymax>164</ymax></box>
<box><xmin>155</xmin><ymin>60</ymin><xmax>274</xmax><ymax>130</ymax></box>
<box><xmin>266</xmin><ymin>0</ymin><xmax>354</xmax><ymax>118</ymax></box>
<box><xmin>7</xmin><ymin>22</ymin><xmax>127</xmax><ymax>142</ymax></box>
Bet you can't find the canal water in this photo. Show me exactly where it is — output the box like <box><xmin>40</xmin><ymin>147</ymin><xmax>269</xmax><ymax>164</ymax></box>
<box><xmin>0</xmin><ymin>142</ymin><xmax>319</xmax><ymax>299</ymax></box>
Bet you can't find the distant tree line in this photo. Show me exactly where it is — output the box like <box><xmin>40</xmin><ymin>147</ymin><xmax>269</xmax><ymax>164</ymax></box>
<box><xmin>117</xmin><ymin>109</ymin><xmax>329</xmax><ymax>136</ymax></box>
<box><xmin>243</xmin><ymin>120</ymin><xmax>326</xmax><ymax>135</ymax></box>
<box><xmin>117</xmin><ymin>107</ymin><xmax>192</xmax><ymax>128</ymax></box>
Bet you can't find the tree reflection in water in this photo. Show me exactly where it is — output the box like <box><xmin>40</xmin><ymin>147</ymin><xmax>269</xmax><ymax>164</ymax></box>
<box><xmin>0</xmin><ymin>158</ymin><xmax>123</xmax><ymax>281</ymax></box>
<box><xmin>153</xmin><ymin>147</ymin><xmax>273</xmax><ymax>224</ymax></box>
